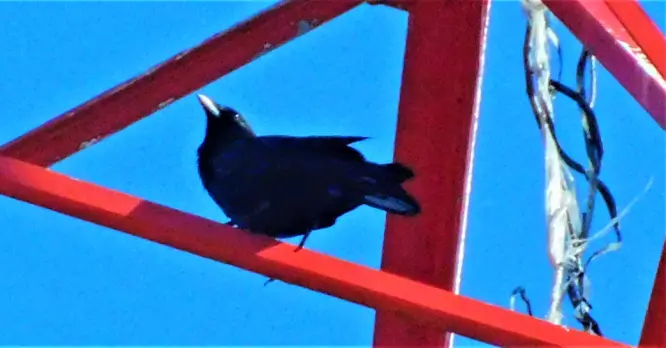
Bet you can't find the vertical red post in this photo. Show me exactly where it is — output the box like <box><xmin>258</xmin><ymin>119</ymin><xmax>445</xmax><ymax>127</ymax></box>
<box><xmin>373</xmin><ymin>0</ymin><xmax>490</xmax><ymax>346</ymax></box>
<box><xmin>639</xmin><ymin>241</ymin><xmax>666</xmax><ymax>347</ymax></box>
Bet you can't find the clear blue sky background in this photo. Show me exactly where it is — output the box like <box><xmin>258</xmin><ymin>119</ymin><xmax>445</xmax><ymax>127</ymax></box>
<box><xmin>0</xmin><ymin>1</ymin><xmax>664</xmax><ymax>346</ymax></box>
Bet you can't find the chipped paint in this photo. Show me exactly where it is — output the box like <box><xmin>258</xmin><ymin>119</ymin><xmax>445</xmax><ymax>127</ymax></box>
<box><xmin>252</xmin><ymin>19</ymin><xmax>320</xmax><ymax>61</ymax></box>
<box><xmin>79</xmin><ymin>137</ymin><xmax>100</xmax><ymax>150</ymax></box>
<box><xmin>157</xmin><ymin>97</ymin><xmax>176</xmax><ymax>110</ymax></box>
<box><xmin>253</xmin><ymin>42</ymin><xmax>276</xmax><ymax>61</ymax></box>
<box><xmin>297</xmin><ymin>19</ymin><xmax>319</xmax><ymax>36</ymax></box>
<box><xmin>173</xmin><ymin>52</ymin><xmax>187</xmax><ymax>61</ymax></box>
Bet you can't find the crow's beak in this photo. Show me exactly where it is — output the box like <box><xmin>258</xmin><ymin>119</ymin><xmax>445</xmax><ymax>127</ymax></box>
<box><xmin>197</xmin><ymin>94</ymin><xmax>221</xmax><ymax>117</ymax></box>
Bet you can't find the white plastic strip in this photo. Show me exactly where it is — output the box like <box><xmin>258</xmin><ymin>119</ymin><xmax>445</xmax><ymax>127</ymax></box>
<box><xmin>522</xmin><ymin>0</ymin><xmax>582</xmax><ymax>326</ymax></box>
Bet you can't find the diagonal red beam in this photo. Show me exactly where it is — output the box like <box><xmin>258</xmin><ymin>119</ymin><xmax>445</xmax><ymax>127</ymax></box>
<box><xmin>0</xmin><ymin>156</ymin><xmax>627</xmax><ymax>347</ymax></box>
<box><xmin>544</xmin><ymin>0</ymin><xmax>666</xmax><ymax>130</ymax></box>
<box><xmin>639</xmin><ymin>241</ymin><xmax>666</xmax><ymax>347</ymax></box>
<box><xmin>606</xmin><ymin>0</ymin><xmax>666</xmax><ymax>80</ymax></box>
<box><xmin>0</xmin><ymin>0</ymin><xmax>361</xmax><ymax>167</ymax></box>
<box><xmin>367</xmin><ymin>0</ymin><xmax>412</xmax><ymax>12</ymax></box>
<box><xmin>373</xmin><ymin>0</ymin><xmax>489</xmax><ymax>346</ymax></box>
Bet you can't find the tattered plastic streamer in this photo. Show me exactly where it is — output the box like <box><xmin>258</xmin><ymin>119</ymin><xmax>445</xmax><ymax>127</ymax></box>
<box><xmin>523</xmin><ymin>0</ymin><xmax>581</xmax><ymax>326</ymax></box>
<box><xmin>510</xmin><ymin>287</ymin><xmax>534</xmax><ymax>316</ymax></box>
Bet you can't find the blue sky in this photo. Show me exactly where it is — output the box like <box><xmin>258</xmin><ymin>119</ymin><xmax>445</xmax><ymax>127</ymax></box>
<box><xmin>0</xmin><ymin>1</ymin><xmax>663</xmax><ymax>346</ymax></box>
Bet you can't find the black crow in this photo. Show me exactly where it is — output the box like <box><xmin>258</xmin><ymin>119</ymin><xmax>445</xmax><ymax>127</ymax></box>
<box><xmin>196</xmin><ymin>94</ymin><xmax>421</xmax><ymax>251</ymax></box>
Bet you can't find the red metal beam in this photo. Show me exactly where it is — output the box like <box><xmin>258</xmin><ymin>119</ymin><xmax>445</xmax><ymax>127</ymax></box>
<box><xmin>606</xmin><ymin>0</ymin><xmax>666</xmax><ymax>80</ymax></box>
<box><xmin>544</xmin><ymin>0</ymin><xmax>666</xmax><ymax>130</ymax></box>
<box><xmin>0</xmin><ymin>156</ymin><xmax>626</xmax><ymax>347</ymax></box>
<box><xmin>367</xmin><ymin>0</ymin><xmax>412</xmax><ymax>12</ymax></box>
<box><xmin>639</xmin><ymin>241</ymin><xmax>666</xmax><ymax>347</ymax></box>
<box><xmin>373</xmin><ymin>0</ymin><xmax>489</xmax><ymax>346</ymax></box>
<box><xmin>0</xmin><ymin>0</ymin><xmax>362</xmax><ymax>167</ymax></box>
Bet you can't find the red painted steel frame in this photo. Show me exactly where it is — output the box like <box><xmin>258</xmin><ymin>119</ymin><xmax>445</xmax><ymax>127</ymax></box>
<box><xmin>606</xmin><ymin>1</ymin><xmax>666</xmax><ymax>81</ymax></box>
<box><xmin>0</xmin><ymin>0</ymin><xmax>362</xmax><ymax>167</ymax></box>
<box><xmin>373</xmin><ymin>0</ymin><xmax>489</xmax><ymax>346</ymax></box>
<box><xmin>639</xmin><ymin>241</ymin><xmax>666</xmax><ymax>347</ymax></box>
<box><xmin>0</xmin><ymin>0</ymin><xmax>664</xmax><ymax>346</ymax></box>
<box><xmin>0</xmin><ymin>156</ymin><xmax>627</xmax><ymax>347</ymax></box>
<box><xmin>544</xmin><ymin>0</ymin><xmax>666</xmax><ymax>130</ymax></box>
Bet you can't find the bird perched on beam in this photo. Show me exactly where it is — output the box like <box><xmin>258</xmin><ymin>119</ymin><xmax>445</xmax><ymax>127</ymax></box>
<box><xmin>195</xmin><ymin>94</ymin><xmax>421</xmax><ymax>251</ymax></box>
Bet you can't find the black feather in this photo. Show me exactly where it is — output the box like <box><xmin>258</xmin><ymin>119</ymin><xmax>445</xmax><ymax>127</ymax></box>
<box><xmin>381</xmin><ymin>163</ymin><xmax>415</xmax><ymax>182</ymax></box>
<box><xmin>195</xmin><ymin>94</ymin><xmax>421</xmax><ymax>250</ymax></box>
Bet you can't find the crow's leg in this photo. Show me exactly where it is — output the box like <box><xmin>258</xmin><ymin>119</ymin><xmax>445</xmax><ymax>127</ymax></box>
<box><xmin>224</xmin><ymin>220</ymin><xmax>237</xmax><ymax>227</ymax></box>
<box><xmin>263</xmin><ymin>231</ymin><xmax>312</xmax><ymax>286</ymax></box>
<box><xmin>295</xmin><ymin>230</ymin><xmax>312</xmax><ymax>252</ymax></box>
<box><xmin>264</xmin><ymin>231</ymin><xmax>311</xmax><ymax>286</ymax></box>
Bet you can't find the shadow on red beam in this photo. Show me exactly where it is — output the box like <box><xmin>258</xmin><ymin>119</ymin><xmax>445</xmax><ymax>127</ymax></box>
<box><xmin>0</xmin><ymin>0</ymin><xmax>362</xmax><ymax>167</ymax></box>
<box><xmin>544</xmin><ymin>0</ymin><xmax>666</xmax><ymax>130</ymax></box>
<box><xmin>0</xmin><ymin>156</ymin><xmax>627</xmax><ymax>347</ymax></box>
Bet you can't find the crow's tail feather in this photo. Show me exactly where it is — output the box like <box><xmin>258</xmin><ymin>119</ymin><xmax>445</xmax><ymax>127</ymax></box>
<box><xmin>357</xmin><ymin>162</ymin><xmax>420</xmax><ymax>215</ymax></box>
<box><xmin>380</xmin><ymin>163</ymin><xmax>415</xmax><ymax>183</ymax></box>
<box><xmin>363</xmin><ymin>190</ymin><xmax>420</xmax><ymax>216</ymax></box>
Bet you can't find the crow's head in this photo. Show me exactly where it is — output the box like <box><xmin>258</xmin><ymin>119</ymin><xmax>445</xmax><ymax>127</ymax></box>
<box><xmin>197</xmin><ymin>94</ymin><xmax>254</xmax><ymax>137</ymax></box>
<box><xmin>197</xmin><ymin>94</ymin><xmax>256</xmax><ymax>160</ymax></box>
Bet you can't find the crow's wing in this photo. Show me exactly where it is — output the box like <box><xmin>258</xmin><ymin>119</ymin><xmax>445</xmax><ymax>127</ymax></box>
<box><xmin>258</xmin><ymin>136</ymin><xmax>369</xmax><ymax>162</ymax></box>
<box><xmin>204</xmin><ymin>138</ymin><xmax>362</xmax><ymax>230</ymax></box>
